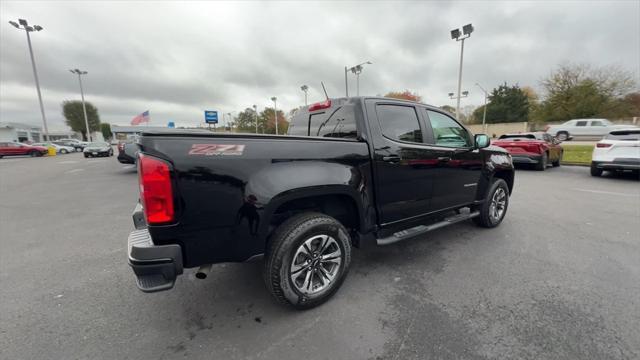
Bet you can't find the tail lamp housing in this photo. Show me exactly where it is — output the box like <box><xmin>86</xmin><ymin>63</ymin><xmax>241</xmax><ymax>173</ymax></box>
<box><xmin>596</xmin><ymin>143</ymin><xmax>612</xmax><ymax>148</ymax></box>
<box><xmin>138</xmin><ymin>153</ymin><xmax>175</xmax><ymax>224</ymax></box>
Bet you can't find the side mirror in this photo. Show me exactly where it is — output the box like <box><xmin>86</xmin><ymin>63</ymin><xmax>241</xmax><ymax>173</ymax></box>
<box><xmin>474</xmin><ymin>134</ymin><xmax>490</xmax><ymax>149</ymax></box>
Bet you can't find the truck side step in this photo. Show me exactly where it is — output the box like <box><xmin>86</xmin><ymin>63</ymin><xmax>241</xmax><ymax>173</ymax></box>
<box><xmin>376</xmin><ymin>211</ymin><xmax>480</xmax><ymax>246</ymax></box>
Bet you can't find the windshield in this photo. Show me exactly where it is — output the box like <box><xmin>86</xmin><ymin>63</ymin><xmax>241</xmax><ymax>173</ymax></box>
<box><xmin>606</xmin><ymin>130</ymin><xmax>640</xmax><ymax>141</ymax></box>
<box><xmin>498</xmin><ymin>134</ymin><xmax>536</xmax><ymax>140</ymax></box>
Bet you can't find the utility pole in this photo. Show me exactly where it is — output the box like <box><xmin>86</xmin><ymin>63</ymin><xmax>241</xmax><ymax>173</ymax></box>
<box><xmin>476</xmin><ymin>83</ymin><xmax>488</xmax><ymax>133</ymax></box>
<box><xmin>70</xmin><ymin>69</ymin><xmax>91</xmax><ymax>141</ymax></box>
<box><xmin>301</xmin><ymin>85</ymin><xmax>309</xmax><ymax>106</ymax></box>
<box><xmin>271</xmin><ymin>97</ymin><xmax>278</xmax><ymax>135</ymax></box>
<box><xmin>9</xmin><ymin>19</ymin><xmax>49</xmax><ymax>141</ymax></box>
<box><xmin>450</xmin><ymin>24</ymin><xmax>474</xmax><ymax>121</ymax></box>
<box><xmin>253</xmin><ymin>104</ymin><xmax>258</xmax><ymax>134</ymax></box>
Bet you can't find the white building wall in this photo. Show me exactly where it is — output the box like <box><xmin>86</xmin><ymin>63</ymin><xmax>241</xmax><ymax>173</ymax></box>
<box><xmin>0</xmin><ymin>128</ymin><xmax>18</xmax><ymax>142</ymax></box>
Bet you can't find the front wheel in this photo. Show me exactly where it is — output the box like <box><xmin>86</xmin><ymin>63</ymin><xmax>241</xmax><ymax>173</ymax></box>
<box><xmin>264</xmin><ymin>212</ymin><xmax>352</xmax><ymax>310</ymax></box>
<box><xmin>60</xmin><ymin>149</ymin><xmax>68</xmax><ymax>154</ymax></box>
<box><xmin>535</xmin><ymin>152</ymin><xmax>548</xmax><ymax>171</ymax></box>
<box><xmin>473</xmin><ymin>178</ymin><xmax>509</xmax><ymax>228</ymax></box>
<box><xmin>556</xmin><ymin>132</ymin><xmax>569</xmax><ymax>141</ymax></box>
<box><xmin>29</xmin><ymin>151</ymin><xmax>39</xmax><ymax>157</ymax></box>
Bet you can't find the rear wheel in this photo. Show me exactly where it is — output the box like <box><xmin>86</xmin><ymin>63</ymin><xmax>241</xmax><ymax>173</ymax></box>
<box><xmin>29</xmin><ymin>151</ymin><xmax>38</xmax><ymax>157</ymax></box>
<box><xmin>557</xmin><ymin>132</ymin><xmax>569</xmax><ymax>141</ymax></box>
<box><xmin>590</xmin><ymin>162</ymin><xmax>602</xmax><ymax>177</ymax></box>
<box><xmin>84</xmin><ymin>153</ymin><xmax>90</xmax><ymax>158</ymax></box>
<box><xmin>60</xmin><ymin>149</ymin><xmax>68</xmax><ymax>154</ymax></box>
<box><xmin>264</xmin><ymin>212</ymin><xmax>351</xmax><ymax>310</ymax></box>
<box><xmin>535</xmin><ymin>152</ymin><xmax>548</xmax><ymax>171</ymax></box>
<box><xmin>473</xmin><ymin>178</ymin><xmax>509</xmax><ymax>228</ymax></box>
<box><xmin>552</xmin><ymin>151</ymin><xmax>562</xmax><ymax>167</ymax></box>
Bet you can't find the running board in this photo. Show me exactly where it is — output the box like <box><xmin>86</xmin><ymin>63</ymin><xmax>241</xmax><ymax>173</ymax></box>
<box><xmin>376</xmin><ymin>211</ymin><xmax>480</xmax><ymax>246</ymax></box>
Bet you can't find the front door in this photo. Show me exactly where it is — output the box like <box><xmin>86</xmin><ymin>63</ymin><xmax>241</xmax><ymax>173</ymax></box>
<box><xmin>423</xmin><ymin>110</ymin><xmax>483</xmax><ymax>211</ymax></box>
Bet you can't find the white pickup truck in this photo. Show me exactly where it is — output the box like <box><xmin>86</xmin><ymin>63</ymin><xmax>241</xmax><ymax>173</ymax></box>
<box><xmin>545</xmin><ymin>119</ymin><xmax>637</xmax><ymax>141</ymax></box>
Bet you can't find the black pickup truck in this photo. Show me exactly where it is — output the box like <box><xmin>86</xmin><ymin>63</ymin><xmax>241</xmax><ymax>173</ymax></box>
<box><xmin>128</xmin><ymin>97</ymin><xmax>514</xmax><ymax>309</ymax></box>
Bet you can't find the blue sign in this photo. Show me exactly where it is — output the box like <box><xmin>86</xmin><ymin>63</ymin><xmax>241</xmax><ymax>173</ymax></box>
<box><xmin>167</xmin><ymin>121</ymin><xmax>175</xmax><ymax>128</ymax></box>
<box><xmin>204</xmin><ymin>110</ymin><xmax>218</xmax><ymax>124</ymax></box>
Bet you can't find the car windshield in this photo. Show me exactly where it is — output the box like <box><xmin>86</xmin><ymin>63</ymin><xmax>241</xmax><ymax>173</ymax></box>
<box><xmin>606</xmin><ymin>130</ymin><xmax>640</xmax><ymax>141</ymax></box>
<box><xmin>88</xmin><ymin>142</ymin><xmax>109</xmax><ymax>147</ymax></box>
<box><xmin>498</xmin><ymin>134</ymin><xmax>536</xmax><ymax>140</ymax></box>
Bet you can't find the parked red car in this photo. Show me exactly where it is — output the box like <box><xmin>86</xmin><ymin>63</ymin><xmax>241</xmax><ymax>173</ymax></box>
<box><xmin>492</xmin><ymin>132</ymin><xmax>562</xmax><ymax>171</ymax></box>
<box><xmin>0</xmin><ymin>142</ymin><xmax>48</xmax><ymax>158</ymax></box>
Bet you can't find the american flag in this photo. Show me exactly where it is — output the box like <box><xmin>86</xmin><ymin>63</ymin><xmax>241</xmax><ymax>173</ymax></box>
<box><xmin>131</xmin><ymin>110</ymin><xmax>150</xmax><ymax>125</ymax></box>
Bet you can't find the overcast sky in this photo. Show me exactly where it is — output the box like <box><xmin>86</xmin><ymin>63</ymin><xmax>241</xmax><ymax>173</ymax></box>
<box><xmin>1</xmin><ymin>1</ymin><xmax>638</xmax><ymax>130</ymax></box>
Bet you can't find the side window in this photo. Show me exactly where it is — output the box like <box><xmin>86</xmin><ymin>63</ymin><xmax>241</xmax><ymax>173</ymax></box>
<box><xmin>426</xmin><ymin>111</ymin><xmax>471</xmax><ymax>148</ymax></box>
<box><xmin>576</xmin><ymin>121</ymin><xmax>588</xmax><ymax>127</ymax></box>
<box><xmin>590</xmin><ymin>120</ymin><xmax>604</xmax><ymax>127</ymax></box>
<box><xmin>376</xmin><ymin>104</ymin><xmax>422</xmax><ymax>143</ymax></box>
<box><xmin>312</xmin><ymin>105</ymin><xmax>358</xmax><ymax>139</ymax></box>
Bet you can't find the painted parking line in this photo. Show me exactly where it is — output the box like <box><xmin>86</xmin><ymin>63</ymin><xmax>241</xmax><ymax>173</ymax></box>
<box><xmin>65</xmin><ymin>168</ymin><xmax>85</xmax><ymax>174</ymax></box>
<box><xmin>57</xmin><ymin>160</ymin><xmax>78</xmax><ymax>164</ymax></box>
<box><xmin>573</xmin><ymin>188</ymin><xmax>640</xmax><ymax>197</ymax></box>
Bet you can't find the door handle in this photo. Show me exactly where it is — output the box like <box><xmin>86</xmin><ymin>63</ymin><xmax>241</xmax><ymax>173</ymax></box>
<box><xmin>437</xmin><ymin>156</ymin><xmax>451</xmax><ymax>162</ymax></box>
<box><xmin>382</xmin><ymin>155</ymin><xmax>401</xmax><ymax>163</ymax></box>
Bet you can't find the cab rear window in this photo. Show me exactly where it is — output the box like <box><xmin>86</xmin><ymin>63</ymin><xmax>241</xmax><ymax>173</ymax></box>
<box><xmin>288</xmin><ymin>105</ymin><xmax>357</xmax><ymax>139</ymax></box>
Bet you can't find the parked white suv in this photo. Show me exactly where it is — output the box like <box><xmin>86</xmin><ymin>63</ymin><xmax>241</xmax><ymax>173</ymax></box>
<box><xmin>590</xmin><ymin>129</ymin><xmax>640</xmax><ymax>177</ymax></box>
<box><xmin>545</xmin><ymin>119</ymin><xmax>636</xmax><ymax>141</ymax></box>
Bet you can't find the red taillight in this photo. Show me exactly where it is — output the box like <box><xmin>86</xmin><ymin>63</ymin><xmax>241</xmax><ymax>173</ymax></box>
<box><xmin>118</xmin><ymin>143</ymin><xmax>124</xmax><ymax>151</ymax></box>
<box><xmin>309</xmin><ymin>99</ymin><xmax>331</xmax><ymax>111</ymax></box>
<box><xmin>138</xmin><ymin>154</ymin><xmax>174</xmax><ymax>224</ymax></box>
<box><xmin>596</xmin><ymin>143</ymin><xmax>612</xmax><ymax>148</ymax></box>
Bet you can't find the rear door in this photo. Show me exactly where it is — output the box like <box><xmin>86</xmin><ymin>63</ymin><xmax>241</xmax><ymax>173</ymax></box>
<box><xmin>366</xmin><ymin>100</ymin><xmax>442</xmax><ymax>225</ymax></box>
<box><xmin>588</xmin><ymin>120</ymin><xmax>607</xmax><ymax>136</ymax></box>
<box><xmin>573</xmin><ymin>120</ymin><xmax>589</xmax><ymax>136</ymax></box>
<box><xmin>423</xmin><ymin>110</ymin><xmax>483</xmax><ymax>210</ymax></box>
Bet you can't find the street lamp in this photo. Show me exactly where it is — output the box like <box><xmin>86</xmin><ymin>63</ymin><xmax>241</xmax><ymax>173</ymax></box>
<box><xmin>475</xmin><ymin>83</ymin><xmax>489</xmax><ymax>133</ymax></box>
<box><xmin>300</xmin><ymin>85</ymin><xmax>309</xmax><ymax>106</ymax></box>
<box><xmin>271</xmin><ymin>97</ymin><xmax>278</xmax><ymax>135</ymax></box>
<box><xmin>344</xmin><ymin>61</ymin><xmax>372</xmax><ymax>97</ymax></box>
<box><xmin>253</xmin><ymin>104</ymin><xmax>258</xmax><ymax>134</ymax></box>
<box><xmin>69</xmin><ymin>69</ymin><xmax>92</xmax><ymax>141</ymax></box>
<box><xmin>9</xmin><ymin>18</ymin><xmax>50</xmax><ymax>141</ymax></box>
<box><xmin>450</xmin><ymin>23</ymin><xmax>474</xmax><ymax>120</ymax></box>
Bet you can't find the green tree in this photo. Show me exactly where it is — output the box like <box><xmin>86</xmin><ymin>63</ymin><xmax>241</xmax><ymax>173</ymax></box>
<box><xmin>536</xmin><ymin>63</ymin><xmax>636</xmax><ymax>122</ymax></box>
<box><xmin>473</xmin><ymin>83</ymin><xmax>530</xmax><ymax>124</ymax></box>
<box><xmin>62</xmin><ymin>100</ymin><xmax>101</xmax><ymax>140</ymax></box>
<box><xmin>234</xmin><ymin>107</ymin><xmax>259</xmax><ymax>133</ymax></box>
<box><xmin>384</xmin><ymin>90</ymin><xmax>422</xmax><ymax>102</ymax></box>
<box><xmin>259</xmin><ymin>107</ymin><xmax>288</xmax><ymax>134</ymax></box>
<box><xmin>100</xmin><ymin>123</ymin><xmax>112</xmax><ymax>141</ymax></box>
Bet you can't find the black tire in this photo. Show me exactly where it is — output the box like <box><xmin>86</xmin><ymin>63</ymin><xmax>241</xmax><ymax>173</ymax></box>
<box><xmin>29</xmin><ymin>151</ymin><xmax>38</xmax><ymax>157</ymax></box>
<box><xmin>60</xmin><ymin>149</ymin><xmax>68</xmax><ymax>154</ymax></box>
<box><xmin>557</xmin><ymin>131</ymin><xmax>569</xmax><ymax>141</ymax></box>
<box><xmin>84</xmin><ymin>153</ymin><xmax>90</xmax><ymax>158</ymax></box>
<box><xmin>590</xmin><ymin>162</ymin><xmax>602</xmax><ymax>177</ymax></box>
<box><xmin>264</xmin><ymin>212</ymin><xmax>352</xmax><ymax>310</ymax></box>
<box><xmin>473</xmin><ymin>178</ymin><xmax>509</xmax><ymax>228</ymax></box>
<box><xmin>109</xmin><ymin>150</ymin><xmax>114</xmax><ymax>157</ymax></box>
<box><xmin>552</xmin><ymin>151</ymin><xmax>562</xmax><ymax>167</ymax></box>
<box><xmin>535</xmin><ymin>152</ymin><xmax>548</xmax><ymax>171</ymax></box>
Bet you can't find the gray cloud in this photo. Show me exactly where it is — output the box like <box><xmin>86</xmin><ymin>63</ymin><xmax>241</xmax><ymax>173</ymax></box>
<box><xmin>1</xmin><ymin>0</ymin><xmax>638</xmax><ymax>130</ymax></box>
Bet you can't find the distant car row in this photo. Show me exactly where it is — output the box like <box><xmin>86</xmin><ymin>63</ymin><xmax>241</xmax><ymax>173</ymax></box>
<box><xmin>492</xmin><ymin>129</ymin><xmax>640</xmax><ymax>177</ymax></box>
<box><xmin>545</xmin><ymin>118</ymin><xmax>637</xmax><ymax>141</ymax></box>
<box><xmin>0</xmin><ymin>141</ymin><xmax>114</xmax><ymax>159</ymax></box>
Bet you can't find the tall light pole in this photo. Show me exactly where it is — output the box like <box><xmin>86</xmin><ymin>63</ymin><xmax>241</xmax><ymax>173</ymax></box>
<box><xmin>253</xmin><ymin>104</ymin><xmax>258</xmax><ymax>134</ymax></box>
<box><xmin>346</xmin><ymin>61</ymin><xmax>372</xmax><ymax>97</ymax></box>
<box><xmin>9</xmin><ymin>19</ymin><xmax>49</xmax><ymax>141</ymax></box>
<box><xmin>271</xmin><ymin>97</ymin><xmax>278</xmax><ymax>135</ymax></box>
<box><xmin>450</xmin><ymin>23</ymin><xmax>474</xmax><ymax>121</ymax></box>
<box><xmin>69</xmin><ymin>69</ymin><xmax>91</xmax><ymax>141</ymax></box>
<box><xmin>300</xmin><ymin>85</ymin><xmax>309</xmax><ymax>106</ymax></box>
<box><xmin>449</xmin><ymin>91</ymin><xmax>469</xmax><ymax>122</ymax></box>
<box><xmin>475</xmin><ymin>83</ymin><xmax>488</xmax><ymax>133</ymax></box>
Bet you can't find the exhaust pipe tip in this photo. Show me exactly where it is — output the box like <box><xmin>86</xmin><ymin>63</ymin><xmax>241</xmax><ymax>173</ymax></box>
<box><xmin>195</xmin><ymin>264</ymin><xmax>212</xmax><ymax>280</ymax></box>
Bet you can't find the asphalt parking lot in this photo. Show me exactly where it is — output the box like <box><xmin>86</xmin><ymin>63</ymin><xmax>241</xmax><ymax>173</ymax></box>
<box><xmin>1</xmin><ymin>153</ymin><xmax>639</xmax><ymax>360</ymax></box>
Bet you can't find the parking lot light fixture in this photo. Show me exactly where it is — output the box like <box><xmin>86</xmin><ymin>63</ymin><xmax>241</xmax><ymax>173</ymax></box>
<box><xmin>9</xmin><ymin>18</ymin><xmax>50</xmax><ymax>141</ymax></box>
<box><xmin>69</xmin><ymin>69</ymin><xmax>91</xmax><ymax>141</ymax></box>
<box><xmin>301</xmin><ymin>85</ymin><xmax>309</xmax><ymax>106</ymax></box>
<box><xmin>476</xmin><ymin>82</ymin><xmax>489</xmax><ymax>133</ymax></box>
<box><xmin>347</xmin><ymin>61</ymin><xmax>372</xmax><ymax>97</ymax></box>
<box><xmin>271</xmin><ymin>97</ymin><xmax>278</xmax><ymax>135</ymax></box>
<box><xmin>450</xmin><ymin>23</ymin><xmax>473</xmax><ymax>121</ymax></box>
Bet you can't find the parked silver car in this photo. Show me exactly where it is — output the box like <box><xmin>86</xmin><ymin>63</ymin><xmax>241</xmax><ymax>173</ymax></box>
<box><xmin>545</xmin><ymin>119</ymin><xmax>637</xmax><ymax>141</ymax></box>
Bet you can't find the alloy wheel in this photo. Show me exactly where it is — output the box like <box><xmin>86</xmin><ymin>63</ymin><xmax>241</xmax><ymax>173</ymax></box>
<box><xmin>290</xmin><ymin>234</ymin><xmax>342</xmax><ymax>295</ymax></box>
<box><xmin>489</xmin><ymin>187</ymin><xmax>507</xmax><ymax>223</ymax></box>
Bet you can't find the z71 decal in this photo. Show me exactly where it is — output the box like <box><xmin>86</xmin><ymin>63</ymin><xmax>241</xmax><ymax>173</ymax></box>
<box><xmin>189</xmin><ymin>144</ymin><xmax>245</xmax><ymax>156</ymax></box>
